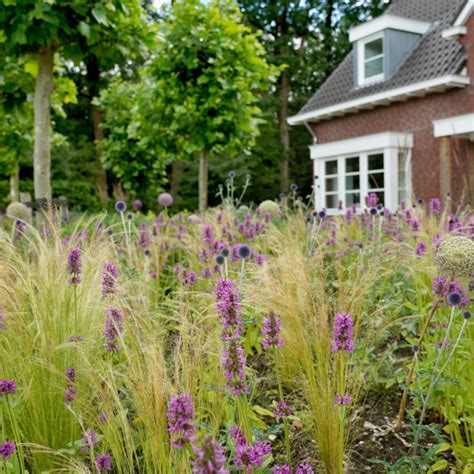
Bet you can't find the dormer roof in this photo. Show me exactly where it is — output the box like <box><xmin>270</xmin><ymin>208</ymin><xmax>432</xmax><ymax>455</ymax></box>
<box><xmin>289</xmin><ymin>0</ymin><xmax>469</xmax><ymax>125</ymax></box>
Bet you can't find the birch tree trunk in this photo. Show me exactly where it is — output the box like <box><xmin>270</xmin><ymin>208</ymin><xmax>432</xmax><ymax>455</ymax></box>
<box><xmin>10</xmin><ymin>167</ymin><xmax>19</xmax><ymax>202</ymax></box>
<box><xmin>33</xmin><ymin>49</ymin><xmax>54</xmax><ymax>203</ymax></box>
<box><xmin>198</xmin><ymin>150</ymin><xmax>208</xmax><ymax>213</ymax></box>
<box><xmin>278</xmin><ymin>66</ymin><xmax>290</xmax><ymax>193</ymax></box>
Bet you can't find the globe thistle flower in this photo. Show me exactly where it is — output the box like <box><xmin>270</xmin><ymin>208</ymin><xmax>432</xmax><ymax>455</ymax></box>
<box><xmin>216</xmin><ymin>255</ymin><xmax>225</xmax><ymax>266</ymax></box>
<box><xmin>367</xmin><ymin>192</ymin><xmax>378</xmax><ymax>208</ymax></box>
<box><xmin>222</xmin><ymin>337</ymin><xmax>248</xmax><ymax>397</ymax></box>
<box><xmin>229</xmin><ymin>171</ymin><xmax>236</xmax><ymax>178</ymax></box>
<box><xmin>238</xmin><ymin>245</ymin><xmax>252</xmax><ymax>260</ymax></box>
<box><xmin>334</xmin><ymin>392</ymin><xmax>352</xmax><ymax>405</ymax></box>
<box><xmin>318</xmin><ymin>210</ymin><xmax>326</xmax><ymax>219</ymax></box>
<box><xmin>415</xmin><ymin>241</ymin><xmax>427</xmax><ymax>258</ymax></box>
<box><xmin>191</xmin><ymin>435</ymin><xmax>228</xmax><ymax>474</ymax></box>
<box><xmin>64</xmin><ymin>385</ymin><xmax>77</xmax><ymax>405</ymax></box>
<box><xmin>82</xmin><ymin>429</ymin><xmax>99</xmax><ymax>453</ymax></box>
<box><xmin>0</xmin><ymin>440</ymin><xmax>16</xmax><ymax>460</ymax></box>
<box><xmin>436</xmin><ymin>236</ymin><xmax>474</xmax><ymax>278</ymax></box>
<box><xmin>274</xmin><ymin>465</ymin><xmax>292</xmax><ymax>474</ymax></box>
<box><xmin>290</xmin><ymin>183</ymin><xmax>298</xmax><ymax>191</ymax></box>
<box><xmin>432</xmin><ymin>276</ymin><xmax>469</xmax><ymax>308</ymax></box>
<box><xmin>331</xmin><ymin>313</ymin><xmax>355</xmax><ymax>353</ymax></box>
<box><xmin>463</xmin><ymin>310</ymin><xmax>472</xmax><ymax>320</ymax></box>
<box><xmin>261</xmin><ymin>311</ymin><xmax>283</xmax><ymax>349</ymax></box>
<box><xmin>132</xmin><ymin>199</ymin><xmax>143</xmax><ymax>211</ymax></box>
<box><xmin>167</xmin><ymin>392</ymin><xmax>196</xmax><ymax>448</ymax></box>
<box><xmin>115</xmin><ymin>201</ymin><xmax>127</xmax><ymax>213</ymax></box>
<box><xmin>158</xmin><ymin>193</ymin><xmax>173</xmax><ymax>207</ymax></box>
<box><xmin>221</xmin><ymin>248</ymin><xmax>230</xmax><ymax>258</ymax></box>
<box><xmin>96</xmin><ymin>453</ymin><xmax>112</xmax><ymax>472</ymax></box>
<box><xmin>295</xmin><ymin>463</ymin><xmax>314</xmax><ymax>473</ymax></box>
<box><xmin>144</xmin><ymin>249</ymin><xmax>152</xmax><ymax>257</ymax></box>
<box><xmin>14</xmin><ymin>220</ymin><xmax>25</xmax><ymax>241</ymax></box>
<box><xmin>215</xmin><ymin>278</ymin><xmax>243</xmax><ymax>340</ymax></box>
<box><xmin>272</xmin><ymin>400</ymin><xmax>292</xmax><ymax>418</ymax></box>
<box><xmin>67</xmin><ymin>247</ymin><xmax>81</xmax><ymax>285</ymax></box>
<box><xmin>369</xmin><ymin>207</ymin><xmax>377</xmax><ymax>216</ymax></box>
<box><xmin>446</xmin><ymin>291</ymin><xmax>462</xmax><ymax>307</ymax></box>
<box><xmin>104</xmin><ymin>307</ymin><xmax>123</xmax><ymax>353</ymax></box>
<box><xmin>102</xmin><ymin>263</ymin><xmax>119</xmax><ymax>297</ymax></box>
<box><xmin>429</xmin><ymin>198</ymin><xmax>442</xmax><ymax>216</ymax></box>
<box><xmin>0</xmin><ymin>379</ymin><xmax>16</xmax><ymax>396</ymax></box>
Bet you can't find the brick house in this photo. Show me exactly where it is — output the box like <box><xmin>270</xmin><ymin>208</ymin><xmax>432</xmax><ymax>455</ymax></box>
<box><xmin>288</xmin><ymin>0</ymin><xmax>474</xmax><ymax>213</ymax></box>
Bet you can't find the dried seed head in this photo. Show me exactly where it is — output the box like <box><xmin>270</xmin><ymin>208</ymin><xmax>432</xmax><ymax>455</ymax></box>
<box><xmin>436</xmin><ymin>236</ymin><xmax>474</xmax><ymax>278</ymax></box>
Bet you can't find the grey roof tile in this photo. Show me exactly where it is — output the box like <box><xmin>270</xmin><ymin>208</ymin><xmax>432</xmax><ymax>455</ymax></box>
<box><xmin>299</xmin><ymin>0</ymin><xmax>467</xmax><ymax>116</ymax></box>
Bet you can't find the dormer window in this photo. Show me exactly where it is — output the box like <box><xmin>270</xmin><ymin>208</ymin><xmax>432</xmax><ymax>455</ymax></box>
<box><xmin>350</xmin><ymin>14</ymin><xmax>430</xmax><ymax>88</ymax></box>
<box><xmin>359</xmin><ymin>33</ymin><xmax>384</xmax><ymax>85</ymax></box>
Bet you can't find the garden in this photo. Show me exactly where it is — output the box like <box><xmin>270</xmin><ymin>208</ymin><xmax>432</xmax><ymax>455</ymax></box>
<box><xmin>0</xmin><ymin>188</ymin><xmax>473</xmax><ymax>473</ymax></box>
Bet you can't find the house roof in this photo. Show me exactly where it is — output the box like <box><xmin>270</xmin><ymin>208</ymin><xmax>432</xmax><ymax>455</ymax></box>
<box><xmin>290</xmin><ymin>0</ymin><xmax>468</xmax><ymax>125</ymax></box>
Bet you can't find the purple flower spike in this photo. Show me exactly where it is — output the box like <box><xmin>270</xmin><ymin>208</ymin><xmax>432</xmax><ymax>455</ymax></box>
<box><xmin>167</xmin><ymin>392</ymin><xmax>196</xmax><ymax>449</ymax></box>
<box><xmin>67</xmin><ymin>247</ymin><xmax>81</xmax><ymax>285</ymax></box>
<box><xmin>429</xmin><ymin>198</ymin><xmax>442</xmax><ymax>216</ymax></box>
<box><xmin>102</xmin><ymin>263</ymin><xmax>118</xmax><ymax>297</ymax></box>
<box><xmin>191</xmin><ymin>435</ymin><xmax>228</xmax><ymax>473</ymax></box>
<box><xmin>222</xmin><ymin>338</ymin><xmax>248</xmax><ymax>397</ymax></box>
<box><xmin>295</xmin><ymin>463</ymin><xmax>314</xmax><ymax>473</ymax></box>
<box><xmin>64</xmin><ymin>385</ymin><xmax>77</xmax><ymax>405</ymax></box>
<box><xmin>261</xmin><ymin>311</ymin><xmax>283</xmax><ymax>349</ymax></box>
<box><xmin>367</xmin><ymin>192</ymin><xmax>378</xmax><ymax>208</ymax></box>
<box><xmin>104</xmin><ymin>307</ymin><xmax>123</xmax><ymax>353</ymax></box>
<box><xmin>66</xmin><ymin>368</ymin><xmax>75</xmax><ymax>383</ymax></box>
<box><xmin>0</xmin><ymin>440</ymin><xmax>16</xmax><ymax>460</ymax></box>
<box><xmin>0</xmin><ymin>379</ymin><xmax>16</xmax><ymax>396</ymax></box>
<box><xmin>215</xmin><ymin>278</ymin><xmax>243</xmax><ymax>340</ymax></box>
<box><xmin>96</xmin><ymin>453</ymin><xmax>112</xmax><ymax>472</ymax></box>
<box><xmin>331</xmin><ymin>313</ymin><xmax>355</xmax><ymax>353</ymax></box>
<box><xmin>272</xmin><ymin>400</ymin><xmax>292</xmax><ymax>418</ymax></box>
<box><xmin>415</xmin><ymin>241</ymin><xmax>427</xmax><ymax>257</ymax></box>
<box><xmin>232</xmin><ymin>428</ymin><xmax>272</xmax><ymax>471</ymax></box>
<box><xmin>82</xmin><ymin>429</ymin><xmax>99</xmax><ymax>453</ymax></box>
<box><xmin>274</xmin><ymin>465</ymin><xmax>292</xmax><ymax>474</ymax></box>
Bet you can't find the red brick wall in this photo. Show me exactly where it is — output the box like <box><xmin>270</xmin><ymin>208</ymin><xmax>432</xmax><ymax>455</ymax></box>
<box><xmin>309</xmin><ymin>14</ymin><xmax>474</xmax><ymax>204</ymax></box>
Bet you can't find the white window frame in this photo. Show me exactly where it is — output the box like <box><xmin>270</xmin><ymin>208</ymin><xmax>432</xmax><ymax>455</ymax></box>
<box><xmin>358</xmin><ymin>32</ymin><xmax>384</xmax><ymax>86</ymax></box>
<box><xmin>311</xmin><ymin>132</ymin><xmax>413</xmax><ymax>214</ymax></box>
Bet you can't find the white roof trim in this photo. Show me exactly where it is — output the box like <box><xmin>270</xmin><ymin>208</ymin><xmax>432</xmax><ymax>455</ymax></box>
<box><xmin>288</xmin><ymin>75</ymin><xmax>470</xmax><ymax>126</ymax></box>
<box><xmin>453</xmin><ymin>0</ymin><xmax>474</xmax><ymax>27</ymax></box>
<box><xmin>433</xmin><ymin>113</ymin><xmax>474</xmax><ymax>137</ymax></box>
<box><xmin>309</xmin><ymin>131</ymin><xmax>413</xmax><ymax>160</ymax></box>
<box><xmin>349</xmin><ymin>14</ymin><xmax>431</xmax><ymax>43</ymax></box>
<box><xmin>442</xmin><ymin>25</ymin><xmax>468</xmax><ymax>40</ymax></box>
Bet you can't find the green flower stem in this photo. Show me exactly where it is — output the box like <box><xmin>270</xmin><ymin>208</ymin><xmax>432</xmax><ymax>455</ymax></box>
<box><xmin>237</xmin><ymin>395</ymin><xmax>252</xmax><ymax>442</ymax></box>
<box><xmin>5</xmin><ymin>396</ymin><xmax>25</xmax><ymax>473</ymax></box>
<box><xmin>274</xmin><ymin>347</ymin><xmax>291</xmax><ymax>467</ymax></box>
<box><xmin>412</xmin><ymin>305</ymin><xmax>457</xmax><ymax>466</ymax></box>
<box><xmin>120</xmin><ymin>211</ymin><xmax>132</xmax><ymax>262</ymax></box>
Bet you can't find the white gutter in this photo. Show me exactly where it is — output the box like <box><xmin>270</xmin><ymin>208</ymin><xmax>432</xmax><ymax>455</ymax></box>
<box><xmin>453</xmin><ymin>0</ymin><xmax>474</xmax><ymax>27</ymax></box>
<box><xmin>288</xmin><ymin>74</ymin><xmax>470</xmax><ymax>126</ymax></box>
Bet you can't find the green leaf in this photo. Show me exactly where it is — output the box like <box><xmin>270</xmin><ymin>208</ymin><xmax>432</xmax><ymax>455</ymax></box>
<box><xmin>428</xmin><ymin>459</ymin><xmax>448</xmax><ymax>473</ymax></box>
<box><xmin>252</xmin><ymin>405</ymin><xmax>275</xmax><ymax>418</ymax></box>
<box><xmin>24</xmin><ymin>60</ymin><xmax>38</xmax><ymax>78</ymax></box>
<box><xmin>92</xmin><ymin>4</ymin><xmax>108</xmax><ymax>25</ymax></box>
<box><xmin>78</xmin><ymin>21</ymin><xmax>90</xmax><ymax>39</ymax></box>
<box><xmin>434</xmin><ymin>443</ymin><xmax>451</xmax><ymax>454</ymax></box>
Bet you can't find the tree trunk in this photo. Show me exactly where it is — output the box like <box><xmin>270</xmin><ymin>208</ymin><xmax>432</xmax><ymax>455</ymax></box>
<box><xmin>278</xmin><ymin>66</ymin><xmax>290</xmax><ymax>192</ymax></box>
<box><xmin>87</xmin><ymin>55</ymin><xmax>109</xmax><ymax>203</ymax></box>
<box><xmin>10</xmin><ymin>167</ymin><xmax>19</xmax><ymax>202</ymax></box>
<box><xmin>198</xmin><ymin>150</ymin><xmax>208</xmax><ymax>213</ymax></box>
<box><xmin>33</xmin><ymin>49</ymin><xmax>54</xmax><ymax>202</ymax></box>
<box><xmin>171</xmin><ymin>160</ymin><xmax>182</xmax><ymax>200</ymax></box>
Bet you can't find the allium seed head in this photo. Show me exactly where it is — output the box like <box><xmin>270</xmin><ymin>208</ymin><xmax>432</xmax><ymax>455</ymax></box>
<box><xmin>158</xmin><ymin>193</ymin><xmax>173</xmax><ymax>207</ymax></box>
<box><xmin>436</xmin><ymin>236</ymin><xmax>474</xmax><ymax>278</ymax></box>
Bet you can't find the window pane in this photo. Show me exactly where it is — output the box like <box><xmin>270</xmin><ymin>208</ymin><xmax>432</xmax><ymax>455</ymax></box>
<box><xmin>345</xmin><ymin>157</ymin><xmax>359</xmax><ymax>173</ymax></box>
<box><xmin>369</xmin><ymin>172</ymin><xmax>384</xmax><ymax>189</ymax></box>
<box><xmin>325</xmin><ymin>194</ymin><xmax>338</xmax><ymax>209</ymax></box>
<box><xmin>325</xmin><ymin>177</ymin><xmax>338</xmax><ymax>192</ymax></box>
<box><xmin>398</xmin><ymin>152</ymin><xmax>409</xmax><ymax>192</ymax></box>
<box><xmin>345</xmin><ymin>175</ymin><xmax>360</xmax><ymax>191</ymax></box>
<box><xmin>365</xmin><ymin>38</ymin><xmax>383</xmax><ymax>59</ymax></box>
<box><xmin>368</xmin><ymin>153</ymin><xmax>384</xmax><ymax>170</ymax></box>
<box><xmin>345</xmin><ymin>192</ymin><xmax>360</xmax><ymax>206</ymax></box>
<box><xmin>374</xmin><ymin>191</ymin><xmax>384</xmax><ymax>206</ymax></box>
<box><xmin>325</xmin><ymin>160</ymin><xmax>338</xmax><ymax>175</ymax></box>
<box><xmin>365</xmin><ymin>57</ymin><xmax>383</xmax><ymax>78</ymax></box>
